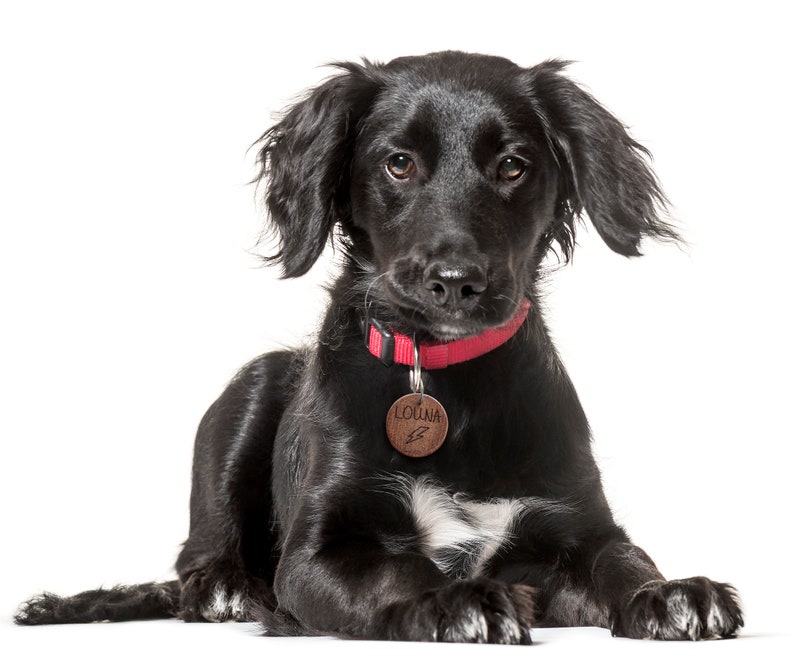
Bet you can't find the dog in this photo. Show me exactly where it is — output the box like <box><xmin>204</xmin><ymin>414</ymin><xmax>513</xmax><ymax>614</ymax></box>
<box><xmin>16</xmin><ymin>51</ymin><xmax>743</xmax><ymax>643</ymax></box>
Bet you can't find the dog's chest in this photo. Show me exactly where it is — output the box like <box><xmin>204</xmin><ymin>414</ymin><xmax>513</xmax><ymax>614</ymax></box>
<box><xmin>391</xmin><ymin>475</ymin><xmax>527</xmax><ymax>578</ymax></box>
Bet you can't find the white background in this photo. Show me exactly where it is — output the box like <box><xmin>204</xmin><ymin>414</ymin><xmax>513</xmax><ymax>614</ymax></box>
<box><xmin>2</xmin><ymin>1</ymin><xmax>792</xmax><ymax>662</ymax></box>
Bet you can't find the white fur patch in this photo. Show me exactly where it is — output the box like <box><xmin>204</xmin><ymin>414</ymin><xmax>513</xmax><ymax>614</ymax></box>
<box><xmin>705</xmin><ymin>584</ymin><xmax>739</xmax><ymax>636</ymax></box>
<box><xmin>639</xmin><ymin>582</ymin><xmax>738</xmax><ymax>640</ymax></box>
<box><xmin>201</xmin><ymin>585</ymin><xmax>247</xmax><ymax>622</ymax></box>
<box><xmin>390</xmin><ymin>475</ymin><xmax>529</xmax><ymax>577</ymax></box>
<box><xmin>655</xmin><ymin>588</ymin><xmax>700</xmax><ymax>640</ymax></box>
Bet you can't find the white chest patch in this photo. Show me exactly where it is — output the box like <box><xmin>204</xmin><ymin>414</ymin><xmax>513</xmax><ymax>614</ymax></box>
<box><xmin>389</xmin><ymin>475</ymin><xmax>530</xmax><ymax>577</ymax></box>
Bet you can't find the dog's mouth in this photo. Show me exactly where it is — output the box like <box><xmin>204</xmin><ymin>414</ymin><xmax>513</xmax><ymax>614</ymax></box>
<box><xmin>397</xmin><ymin>312</ymin><xmax>486</xmax><ymax>341</ymax></box>
<box><xmin>382</xmin><ymin>279</ymin><xmax>522</xmax><ymax>341</ymax></box>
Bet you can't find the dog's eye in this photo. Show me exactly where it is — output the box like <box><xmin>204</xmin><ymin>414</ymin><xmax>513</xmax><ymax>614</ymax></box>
<box><xmin>498</xmin><ymin>156</ymin><xmax>526</xmax><ymax>181</ymax></box>
<box><xmin>386</xmin><ymin>154</ymin><xmax>416</xmax><ymax>180</ymax></box>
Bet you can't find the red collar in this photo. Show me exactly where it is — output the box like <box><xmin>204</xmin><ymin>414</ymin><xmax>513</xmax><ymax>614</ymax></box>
<box><xmin>365</xmin><ymin>299</ymin><xmax>530</xmax><ymax>370</ymax></box>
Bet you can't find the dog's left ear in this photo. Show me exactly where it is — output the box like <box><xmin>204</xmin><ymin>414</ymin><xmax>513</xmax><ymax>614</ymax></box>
<box><xmin>255</xmin><ymin>62</ymin><xmax>383</xmax><ymax>278</ymax></box>
<box><xmin>526</xmin><ymin>61</ymin><xmax>681</xmax><ymax>257</ymax></box>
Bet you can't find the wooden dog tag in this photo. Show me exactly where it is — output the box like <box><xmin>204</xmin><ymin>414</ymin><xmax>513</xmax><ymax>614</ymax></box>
<box><xmin>385</xmin><ymin>394</ymin><xmax>448</xmax><ymax>457</ymax></box>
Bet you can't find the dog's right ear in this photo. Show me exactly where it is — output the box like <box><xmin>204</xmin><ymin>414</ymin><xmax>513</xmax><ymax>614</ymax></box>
<box><xmin>255</xmin><ymin>62</ymin><xmax>382</xmax><ymax>278</ymax></box>
<box><xmin>525</xmin><ymin>60</ymin><xmax>681</xmax><ymax>259</ymax></box>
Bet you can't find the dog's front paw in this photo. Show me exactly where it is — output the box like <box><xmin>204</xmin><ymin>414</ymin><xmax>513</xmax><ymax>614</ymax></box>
<box><xmin>383</xmin><ymin>579</ymin><xmax>535</xmax><ymax>644</ymax></box>
<box><xmin>613</xmin><ymin>577</ymin><xmax>743</xmax><ymax>640</ymax></box>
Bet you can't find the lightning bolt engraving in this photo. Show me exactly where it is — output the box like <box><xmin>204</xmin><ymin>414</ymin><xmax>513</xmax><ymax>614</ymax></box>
<box><xmin>404</xmin><ymin>426</ymin><xmax>430</xmax><ymax>446</ymax></box>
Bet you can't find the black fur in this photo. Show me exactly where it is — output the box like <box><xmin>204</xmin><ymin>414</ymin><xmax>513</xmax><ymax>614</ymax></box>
<box><xmin>15</xmin><ymin>582</ymin><xmax>180</xmax><ymax>625</ymax></box>
<box><xmin>16</xmin><ymin>52</ymin><xmax>742</xmax><ymax>643</ymax></box>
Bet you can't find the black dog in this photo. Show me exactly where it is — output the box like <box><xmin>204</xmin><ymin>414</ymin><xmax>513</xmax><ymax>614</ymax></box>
<box><xmin>16</xmin><ymin>52</ymin><xmax>743</xmax><ymax>643</ymax></box>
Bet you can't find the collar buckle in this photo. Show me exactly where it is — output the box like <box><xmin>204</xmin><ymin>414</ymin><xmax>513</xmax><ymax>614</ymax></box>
<box><xmin>362</xmin><ymin>316</ymin><xmax>395</xmax><ymax>366</ymax></box>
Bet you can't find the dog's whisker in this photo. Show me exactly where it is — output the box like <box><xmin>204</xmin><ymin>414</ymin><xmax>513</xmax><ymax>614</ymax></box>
<box><xmin>363</xmin><ymin>271</ymin><xmax>390</xmax><ymax>319</ymax></box>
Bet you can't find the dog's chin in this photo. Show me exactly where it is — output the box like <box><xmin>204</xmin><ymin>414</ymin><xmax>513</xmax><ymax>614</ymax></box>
<box><xmin>389</xmin><ymin>299</ymin><xmax>520</xmax><ymax>342</ymax></box>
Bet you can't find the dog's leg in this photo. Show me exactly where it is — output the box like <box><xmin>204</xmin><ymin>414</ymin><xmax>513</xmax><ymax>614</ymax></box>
<box><xmin>15</xmin><ymin>582</ymin><xmax>181</xmax><ymax>625</ymax></box>
<box><xmin>592</xmin><ymin>541</ymin><xmax>743</xmax><ymax>639</ymax></box>
<box><xmin>176</xmin><ymin>350</ymin><xmax>299</xmax><ymax>622</ymax></box>
<box><xmin>545</xmin><ymin>540</ymin><xmax>743</xmax><ymax>639</ymax></box>
<box><xmin>274</xmin><ymin>537</ymin><xmax>535</xmax><ymax>643</ymax></box>
<box><xmin>270</xmin><ymin>462</ymin><xmax>536</xmax><ymax>643</ymax></box>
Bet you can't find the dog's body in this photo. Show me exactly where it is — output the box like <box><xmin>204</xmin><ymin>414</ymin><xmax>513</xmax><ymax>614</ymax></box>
<box><xmin>17</xmin><ymin>52</ymin><xmax>742</xmax><ymax>642</ymax></box>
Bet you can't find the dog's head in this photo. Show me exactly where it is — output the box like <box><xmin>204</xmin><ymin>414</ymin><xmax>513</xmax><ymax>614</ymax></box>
<box><xmin>256</xmin><ymin>52</ymin><xmax>679</xmax><ymax>338</ymax></box>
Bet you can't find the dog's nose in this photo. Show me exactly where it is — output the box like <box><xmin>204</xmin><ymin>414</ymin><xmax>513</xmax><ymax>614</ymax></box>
<box><xmin>423</xmin><ymin>261</ymin><xmax>488</xmax><ymax>307</ymax></box>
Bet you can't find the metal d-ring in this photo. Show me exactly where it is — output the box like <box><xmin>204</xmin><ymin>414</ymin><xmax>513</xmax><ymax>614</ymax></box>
<box><xmin>410</xmin><ymin>335</ymin><xmax>424</xmax><ymax>402</ymax></box>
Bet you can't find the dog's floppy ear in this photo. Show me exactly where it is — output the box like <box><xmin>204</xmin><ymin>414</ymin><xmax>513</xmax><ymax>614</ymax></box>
<box><xmin>527</xmin><ymin>60</ymin><xmax>680</xmax><ymax>257</ymax></box>
<box><xmin>255</xmin><ymin>62</ymin><xmax>382</xmax><ymax>278</ymax></box>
